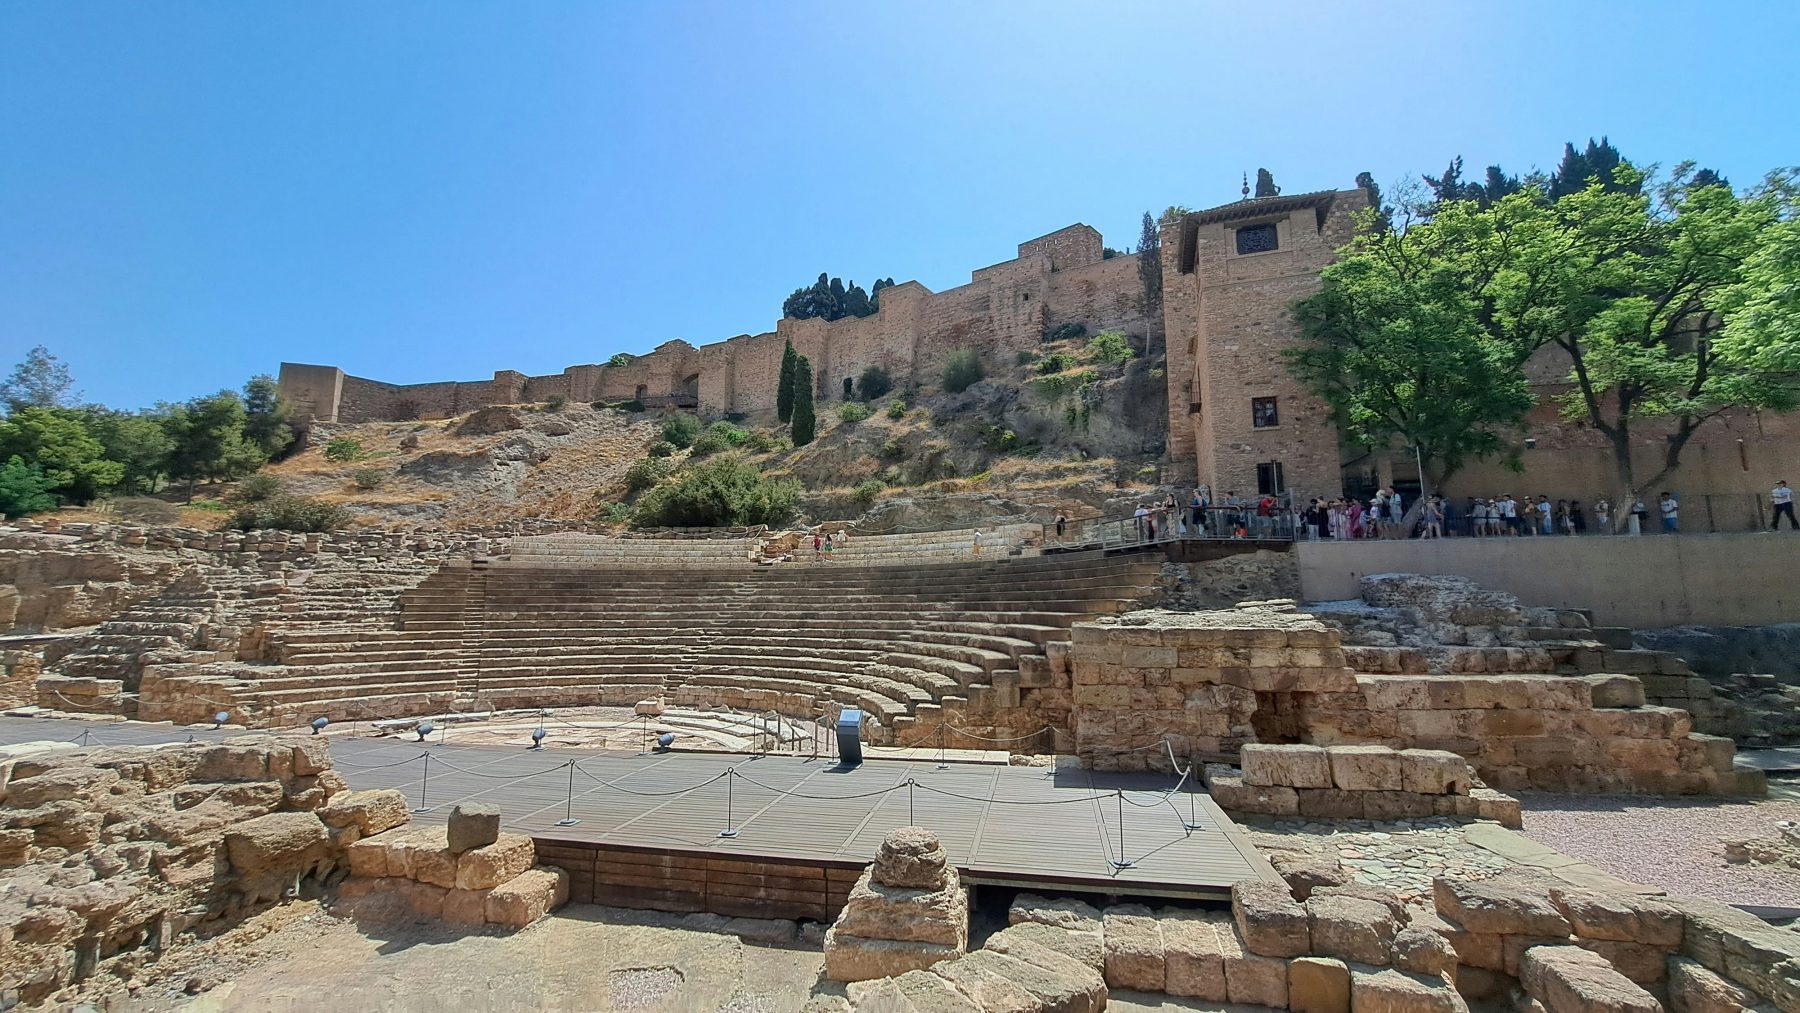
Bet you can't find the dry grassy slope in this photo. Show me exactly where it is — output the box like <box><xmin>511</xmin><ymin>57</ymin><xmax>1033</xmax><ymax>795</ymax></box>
<box><xmin>263</xmin><ymin>405</ymin><xmax>660</xmax><ymax>529</ymax></box>
<box><xmin>220</xmin><ymin>346</ymin><xmax>1173</xmax><ymax>531</ymax></box>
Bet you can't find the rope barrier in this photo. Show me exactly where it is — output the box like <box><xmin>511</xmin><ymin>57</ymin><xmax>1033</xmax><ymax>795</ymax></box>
<box><xmin>327</xmin><ymin>751</ymin><xmax>432</xmax><ymax>771</ymax></box>
<box><xmin>425</xmin><ymin>754</ymin><xmax>576</xmax><ymax>780</ymax></box>
<box><xmin>570</xmin><ymin>760</ymin><xmax>734</xmax><ymax>798</ymax></box>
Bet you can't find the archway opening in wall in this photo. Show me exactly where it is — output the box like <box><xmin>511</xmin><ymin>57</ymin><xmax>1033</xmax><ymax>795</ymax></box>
<box><xmin>635</xmin><ymin>384</ymin><xmax>648</xmax><ymax>402</ymax></box>
<box><xmin>679</xmin><ymin>373</ymin><xmax>699</xmax><ymax>406</ymax></box>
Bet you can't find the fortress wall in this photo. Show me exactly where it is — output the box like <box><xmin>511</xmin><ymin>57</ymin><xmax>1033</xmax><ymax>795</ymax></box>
<box><xmin>1045</xmin><ymin>252</ymin><xmax>1154</xmax><ymax>338</ymax></box>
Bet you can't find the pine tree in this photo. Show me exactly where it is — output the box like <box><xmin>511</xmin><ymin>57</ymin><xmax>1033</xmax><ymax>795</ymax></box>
<box><xmin>791</xmin><ymin>355</ymin><xmax>816</xmax><ymax>446</ymax></box>
<box><xmin>776</xmin><ymin>339</ymin><xmax>797</xmax><ymax>423</ymax></box>
<box><xmin>1136</xmin><ymin>211</ymin><xmax>1162</xmax><ymax>312</ymax></box>
<box><xmin>1254</xmin><ymin>168</ymin><xmax>1280</xmax><ymax>198</ymax></box>
<box><xmin>1355</xmin><ymin>172</ymin><xmax>1392</xmax><ymax>232</ymax></box>
<box><xmin>242</xmin><ymin>374</ymin><xmax>294</xmax><ymax>458</ymax></box>
<box><xmin>1</xmin><ymin>345</ymin><xmax>79</xmax><ymax>414</ymax></box>
<box><xmin>1691</xmin><ymin>168</ymin><xmax>1731</xmax><ymax>191</ymax></box>
<box><xmin>1551</xmin><ymin>137</ymin><xmax>1633</xmax><ymax>198</ymax></box>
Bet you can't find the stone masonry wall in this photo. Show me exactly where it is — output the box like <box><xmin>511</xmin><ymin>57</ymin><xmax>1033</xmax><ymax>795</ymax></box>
<box><xmin>280</xmin><ymin>224</ymin><xmax>1160</xmax><ymax>425</ymax></box>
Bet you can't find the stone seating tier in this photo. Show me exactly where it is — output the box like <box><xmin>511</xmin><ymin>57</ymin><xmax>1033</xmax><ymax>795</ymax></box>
<box><xmin>134</xmin><ymin>551</ymin><xmax>1166</xmax><ymax>736</ymax></box>
<box><xmin>503</xmin><ymin>524</ymin><xmax>1043</xmax><ymax>569</ymax></box>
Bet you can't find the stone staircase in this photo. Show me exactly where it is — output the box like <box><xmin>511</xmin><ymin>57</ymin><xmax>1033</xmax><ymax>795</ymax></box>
<box><xmin>140</xmin><ymin>548</ymin><xmax>1168</xmax><ymax>738</ymax></box>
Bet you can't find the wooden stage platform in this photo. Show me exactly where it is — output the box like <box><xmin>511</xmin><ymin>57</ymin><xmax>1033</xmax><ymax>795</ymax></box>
<box><xmin>0</xmin><ymin>718</ymin><xmax>1277</xmax><ymax>920</ymax></box>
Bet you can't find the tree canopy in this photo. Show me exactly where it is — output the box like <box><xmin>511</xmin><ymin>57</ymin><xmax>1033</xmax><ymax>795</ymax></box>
<box><xmin>790</xmin><ymin>355</ymin><xmax>817</xmax><ymax>446</ymax></box>
<box><xmin>1136</xmin><ymin>210</ymin><xmax>1162</xmax><ymax>311</ymax></box>
<box><xmin>1289</xmin><ymin>155</ymin><xmax>1800</xmax><ymax>498</ymax></box>
<box><xmin>1254</xmin><ymin>168</ymin><xmax>1280</xmax><ymax>198</ymax></box>
<box><xmin>781</xmin><ymin>273</ymin><xmax>896</xmax><ymax>321</ymax></box>
<box><xmin>1</xmin><ymin>346</ymin><xmax>79</xmax><ymax>414</ymax></box>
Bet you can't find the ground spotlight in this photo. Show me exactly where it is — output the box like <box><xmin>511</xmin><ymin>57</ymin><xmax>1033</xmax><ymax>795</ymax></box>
<box><xmin>530</xmin><ymin>726</ymin><xmax>547</xmax><ymax>749</ymax></box>
<box><xmin>213</xmin><ymin>711</ymin><xmax>230</xmax><ymax>729</ymax></box>
<box><xmin>310</xmin><ymin>716</ymin><xmax>329</xmax><ymax>735</ymax></box>
<box><xmin>415</xmin><ymin>721</ymin><xmax>435</xmax><ymax>742</ymax></box>
<box><xmin>656</xmin><ymin>732</ymin><xmax>675</xmax><ymax>751</ymax></box>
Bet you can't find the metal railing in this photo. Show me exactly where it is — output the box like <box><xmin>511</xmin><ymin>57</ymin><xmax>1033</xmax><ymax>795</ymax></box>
<box><xmin>1045</xmin><ymin>506</ymin><xmax>1298</xmax><ymax>550</ymax></box>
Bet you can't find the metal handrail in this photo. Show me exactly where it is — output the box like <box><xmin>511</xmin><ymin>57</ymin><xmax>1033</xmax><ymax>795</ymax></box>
<box><xmin>1043</xmin><ymin>505</ymin><xmax>1298</xmax><ymax>549</ymax></box>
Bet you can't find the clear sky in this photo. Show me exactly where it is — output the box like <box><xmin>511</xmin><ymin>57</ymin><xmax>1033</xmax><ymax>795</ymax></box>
<box><xmin>3</xmin><ymin>1</ymin><xmax>1796</xmax><ymax>410</ymax></box>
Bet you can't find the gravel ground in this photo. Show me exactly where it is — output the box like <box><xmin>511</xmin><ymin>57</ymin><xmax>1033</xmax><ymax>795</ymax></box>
<box><xmin>1519</xmin><ymin>788</ymin><xmax>1800</xmax><ymax>906</ymax></box>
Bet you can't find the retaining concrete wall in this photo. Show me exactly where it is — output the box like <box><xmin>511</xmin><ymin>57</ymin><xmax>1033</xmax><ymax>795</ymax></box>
<box><xmin>1296</xmin><ymin>534</ymin><xmax>1800</xmax><ymax>629</ymax></box>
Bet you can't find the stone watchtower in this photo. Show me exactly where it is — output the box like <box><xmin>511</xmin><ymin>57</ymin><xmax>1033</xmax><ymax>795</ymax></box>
<box><xmin>1159</xmin><ymin>187</ymin><xmax>1368</xmax><ymax>500</ymax></box>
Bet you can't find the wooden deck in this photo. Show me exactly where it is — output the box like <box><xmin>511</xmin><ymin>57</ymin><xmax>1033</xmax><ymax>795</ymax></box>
<box><xmin>0</xmin><ymin>717</ymin><xmax>1277</xmax><ymax>909</ymax></box>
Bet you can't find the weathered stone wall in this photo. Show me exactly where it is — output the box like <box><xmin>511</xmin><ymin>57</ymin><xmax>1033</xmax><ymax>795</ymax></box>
<box><xmin>279</xmin><ymin>224</ymin><xmax>1160</xmax><ymax>425</ymax></box>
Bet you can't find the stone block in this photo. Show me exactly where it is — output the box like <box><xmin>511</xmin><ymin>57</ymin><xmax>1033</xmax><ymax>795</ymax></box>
<box><xmin>924</xmin><ymin>951</ymin><xmax>1039</xmax><ymax>1012</ymax></box>
<box><xmin>454</xmin><ymin>833</ymin><xmax>535</xmax><ymax>890</ymax></box>
<box><xmin>1008</xmin><ymin>893</ymin><xmax>1101</xmax><ymax>934</ymax></box>
<box><xmin>852</xmin><ymin>969</ymin><xmax>979</xmax><ymax>1012</ymax></box>
<box><xmin>985</xmin><ymin>923</ymin><xmax>1103</xmax><ymax>973</ymax></box>
<box><xmin>1548</xmin><ymin>885</ymin><xmax>1683</xmax><ymax>946</ymax></box>
<box><xmin>1361</xmin><ymin>790</ymin><xmax>1436</xmax><ymax>821</ymax></box>
<box><xmin>319</xmin><ymin>789</ymin><xmax>409</xmax><ymax>837</ymax></box>
<box><xmin>223</xmin><ymin>811</ymin><xmax>327</xmax><ymax>874</ymax></box>
<box><xmin>483</xmin><ymin>866</ymin><xmax>568</xmax><ymax>928</ymax></box>
<box><xmin>947</xmin><ymin>948</ymin><xmax>1105</xmax><ymax>1013</ymax></box>
<box><xmin>1311</xmin><ymin>883</ymin><xmax>1406</xmax><ymax>921</ymax></box>
<box><xmin>1583</xmin><ymin>674</ymin><xmax>1648</xmax><ymax>709</ymax></box>
<box><xmin>826</xmin><ymin>929</ymin><xmax>963</xmax><ymax>983</ymax></box>
<box><xmin>1470</xmin><ymin>787</ymin><xmax>1523</xmax><ymax>828</ymax></box>
<box><xmin>1578</xmin><ymin>939</ymin><xmax>1667</xmax><ymax>986</ymax></box>
<box><xmin>1241</xmin><ymin>744</ymin><xmax>1332</xmax><ymax>788</ymax></box>
<box><xmin>1434</xmin><ymin>874</ymin><xmax>1571</xmax><ymax>937</ymax></box>
<box><xmin>1101</xmin><ymin>903</ymin><xmax>1164</xmax><ymax>992</ymax></box>
<box><xmin>1348</xmin><ymin>966</ymin><xmax>1468</xmax><ymax>1012</ymax></box>
<box><xmin>1326</xmin><ymin>745</ymin><xmax>1404</xmax><ymax>791</ymax></box>
<box><xmin>1520</xmin><ymin>944</ymin><xmax>1661</xmax><ymax>1012</ymax></box>
<box><xmin>1667</xmin><ymin>955</ymin><xmax>1761</xmax><ymax>1013</ymax></box>
<box><xmin>1306</xmin><ymin>894</ymin><xmax>1396</xmax><ymax>966</ymax></box>
<box><xmin>1215</xmin><ymin>919</ymin><xmax>1288</xmax><ymax>1008</ymax></box>
<box><xmin>1270</xmin><ymin>853</ymin><xmax>1351</xmax><ymax>900</ymax></box>
<box><xmin>442</xmin><ymin>887</ymin><xmax>489</xmax><ymax>926</ymax></box>
<box><xmin>447</xmin><ymin>803</ymin><xmax>500</xmax><ymax>854</ymax></box>
<box><xmin>834</xmin><ymin>869</ymin><xmax>968</xmax><ymax>949</ymax></box>
<box><xmin>1297</xmin><ymin>788</ymin><xmax>1365</xmax><ymax>820</ymax></box>
<box><xmin>1399</xmin><ymin>749</ymin><xmax>1472</xmax><ymax>795</ymax></box>
<box><xmin>1288</xmin><ymin>955</ymin><xmax>1350</xmax><ymax>1013</ymax></box>
<box><xmin>1157</xmin><ymin>909</ymin><xmax>1226</xmax><ymax>1001</ymax></box>
<box><xmin>1392</xmin><ymin>925</ymin><xmax>1457</xmax><ymax>976</ymax></box>
<box><xmin>1232</xmin><ymin>879</ymin><xmax>1309</xmax><ymax>958</ymax></box>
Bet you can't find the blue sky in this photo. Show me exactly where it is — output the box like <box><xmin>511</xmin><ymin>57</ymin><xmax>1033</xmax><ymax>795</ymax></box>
<box><xmin>3</xmin><ymin>1</ymin><xmax>1796</xmax><ymax>409</ymax></box>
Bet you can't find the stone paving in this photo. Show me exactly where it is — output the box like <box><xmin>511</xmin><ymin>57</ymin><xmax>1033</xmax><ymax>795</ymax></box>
<box><xmin>1244</xmin><ymin>817</ymin><xmax>1512</xmax><ymax>902</ymax></box>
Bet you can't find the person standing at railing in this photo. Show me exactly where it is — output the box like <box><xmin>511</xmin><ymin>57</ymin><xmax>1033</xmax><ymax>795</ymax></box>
<box><xmin>1659</xmin><ymin>492</ymin><xmax>1680</xmax><ymax>534</ymax></box>
<box><xmin>1054</xmin><ymin>513</ymin><xmax>1067</xmax><ymax>538</ymax></box>
<box><xmin>1594</xmin><ymin>497</ymin><xmax>1611</xmax><ymax>534</ymax></box>
<box><xmin>1773</xmin><ymin>481</ymin><xmax>1797</xmax><ymax>530</ymax></box>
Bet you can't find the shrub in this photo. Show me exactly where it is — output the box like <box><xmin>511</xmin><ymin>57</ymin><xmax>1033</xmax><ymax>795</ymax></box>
<box><xmin>624</xmin><ymin>456</ymin><xmax>673</xmax><ymax>493</ymax></box>
<box><xmin>853</xmin><ymin>478</ymin><xmax>885</xmax><ymax>507</ymax></box>
<box><xmin>1015</xmin><ymin>350</ymin><xmax>1036</xmax><ymax>366</ymax></box>
<box><xmin>983</xmin><ymin>426</ymin><xmax>1019</xmax><ymax>452</ymax></box>
<box><xmin>1047</xmin><ymin>321</ymin><xmax>1088</xmax><ymax>342</ymax></box>
<box><xmin>186</xmin><ymin>498</ymin><xmax>230</xmax><ymax>512</ymax></box>
<box><xmin>660</xmin><ymin>412</ymin><xmax>701</xmax><ymax>449</ymax></box>
<box><xmin>647</xmin><ymin>440</ymin><xmax>675</xmax><ymax>458</ymax></box>
<box><xmin>1085</xmin><ymin>330</ymin><xmax>1135</xmax><ymax>366</ymax></box>
<box><xmin>857</xmin><ymin>365</ymin><xmax>893</xmax><ymax>401</ymax></box>
<box><xmin>233</xmin><ymin>473</ymin><xmax>285</xmax><ymax>503</ymax></box>
<box><xmin>837</xmin><ymin>403</ymin><xmax>871</xmax><ymax>424</ymax></box>
<box><xmin>543</xmin><ymin>394</ymin><xmax>566</xmax><ymax>412</ymax></box>
<box><xmin>886</xmin><ymin>399</ymin><xmax>908</xmax><ymax>420</ymax></box>
<box><xmin>110</xmin><ymin>496</ymin><xmax>182</xmax><ymax>524</ymax></box>
<box><xmin>630</xmin><ymin>455</ymin><xmax>799</xmax><ymax>529</ymax></box>
<box><xmin>691</xmin><ymin>421</ymin><xmax>749</xmax><ymax>456</ymax></box>
<box><xmin>621</xmin><ymin>399</ymin><xmax>646</xmax><ymax>414</ymax></box>
<box><xmin>1036</xmin><ymin>351</ymin><xmax>1077</xmax><ymax>375</ymax></box>
<box><xmin>323</xmin><ymin>438</ymin><xmax>363</xmax><ymax>463</ymax></box>
<box><xmin>351</xmin><ymin>468</ymin><xmax>385</xmax><ymax>490</ymax></box>
<box><xmin>744</xmin><ymin>429</ymin><xmax>789</xmax><ymax>453</ymax></box>
<box><xmin>1028</xmin><ymin>369</ymin><xmax>1099</xmax><ymax>401</ymax></box>
<box><xmin>225</xmin><ymin>494</ymin><xmax>348</xmax><ymax>533</ymax></box>
<box><xmin>942</xmin><ymin>350</ymin><xmax>984</xmax><ymax>393</ymax></box>
<box><xmin>879</xmin><ymin>438</ymin><xmax>904</xmax><ymax>460</ymax></box>
<box><xmin>606</xmin><ymin>352</ymin><xmax>637</xmax><ymax>368</ymax></box>
<box><xmin>599</xmin><ymin>501</ymin><xmax>631</xmax><ymax>524</ymax></box>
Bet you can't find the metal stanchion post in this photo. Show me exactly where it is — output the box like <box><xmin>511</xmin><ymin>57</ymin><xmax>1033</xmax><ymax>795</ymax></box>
<box><xmin>556</xmin><ymin>760</ymin><xmax>580</xmax><ymax>826</ymax></box>
<box><xmin>1110</xmin><ymin>788</ymin><xmax>1134</xmax><ymax>870</ymax></box>
<box><xmin>1183</xmin><ymin>751</ymin><xmax>1203</xmax><ymax>831</ymax></box>
<box><xmin>908</xmin><ymin>778</ymin><xmax>916</xmax><ymax>825</ymax></box>
<box><xmin>935</xmin><ymin>724</ymin><xmax>948</xmax><ymax>770</ymax></box>
<box><xmin>411</xmin><ymin>754</ymin><xmax>432</xmax><ymax>814</ymax></box>
<box><xmin>719</xmin><ymin>768</ymin><xmax>739</xmax><ymax>838</ymax></box>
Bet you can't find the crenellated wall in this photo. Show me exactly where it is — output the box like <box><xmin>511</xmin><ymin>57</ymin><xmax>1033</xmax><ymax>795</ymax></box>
<box><xmin>281</xmin><ymin>224</ymin><xmax>1160</xmax><ymax>425</ymax></box>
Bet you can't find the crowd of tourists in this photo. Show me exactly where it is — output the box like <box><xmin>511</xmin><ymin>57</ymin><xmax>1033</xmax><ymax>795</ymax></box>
<box><xmin>1113</xmin><ymin>480</ymin><xmax>1800</xmax><ymax>543</ymax></box>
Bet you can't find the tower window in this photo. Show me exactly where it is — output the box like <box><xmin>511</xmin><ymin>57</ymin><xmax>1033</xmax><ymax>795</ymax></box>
<box><xmin>1256</xmin><ymin>461</ymin><xmax>1286</xmax><ymax>495</ymax></box>
<box><xmin>1235</xmin><ymin>223</ymin><xmax>1279</xmax><ymax>255</ymax></box>
<box><xmin>1252</xmin><ymin>397</ymin><xmax>1280</xmax><ymax>428</ymax></box>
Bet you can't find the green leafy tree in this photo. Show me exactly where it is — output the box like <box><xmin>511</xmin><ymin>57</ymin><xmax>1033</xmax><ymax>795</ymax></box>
<box><xmin>0</xmin><ymin>407</ymin><xmax>123</xmax><ymax>503</ymax></box>
<box><xmin>1254</xmin><ymin>168</ymin><xmax>1280</xmax><ymax>198</ymax></box>
<box><xmin>660</xmin><ymin>411</ymin><xmax>701</xmax><ymax>449</ymax></box>
<box><xmin>1718</xmin><ymin>199</ymin><xmax>1800</xmax><ymax>376</ymax></box>
<box><xmin>776</xmin><ymin>339</ymin><xmax>797</xmax><ymax>423</ymax></box>
<box><xmin>1084</xmin><ymin>331</ymin><xmax>1135</xmax><ymax>366</ymax></box>
<box><xmin>1</xmin><ymin>345</ymin><xmax>79</xmax><ymax>414</ymax></box>
<box><xmin>163</xmin><ymin>392</ymin><xmax>263</xmax><ymax>491</ymax></box>
<box><xmin>323</xmin><ymin>437</ymin><xmax>363</xmax><ymax>463</ymax></box>
<box><xmin>242</xmin><ymin>375</ymin><xmax>294</xmax><ymax>458</ymax></box>
<box><xmin>225</xmin><ymin>494</ymin><xmax>348</xmax><ymax>533</ymax></box>
<box><xmin>606</xmin><ymin>352</ymin><xmax>637</xmax><ymax>368</ymax></box>
<box><xmin>941</xmin><ymin>350</ymin><xmax>983</xmax><ymax>393</ymax></box>
<box><xmin>1136</xmin><ymin>211</ymin><xmax>1162</xmax><ymax>312</ymax></box>
<box><xmin>791</xmin><ymin>355</ymin><xmax>817</xmax><ymax>446</ymax></box>
<box><xmin>83</xmin><ymin>408</ymin><xmax>173</xmax><ymax>495</ymax></box>
<box><xmin>630</xmin><ymin>455</ymin><xmax>800</xmax><ymax>528</ymax></box>
<box><xmin>781</xmin><ymin>273</ymin><xmax>886</xmax><ymax>321</ymax></box>
<box><xmin>0</xmin><ymin>456</ymin><xmax>57</xmax><ymax>517</ymax></box>
<box><xmin>857</xmin><ymin>365</ymin><xmax>892</xmax><ymax>401</ymax></box>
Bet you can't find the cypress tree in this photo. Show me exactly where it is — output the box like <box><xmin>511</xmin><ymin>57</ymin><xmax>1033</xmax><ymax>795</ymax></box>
<box><xmin>776</xmin><ymin>339</ymin><xmax>797</xmax><ymax>423</ymax></box>
<box><xmin>1136</xmin><ymin>211</ymin><xmax>1161</xmax><ymax>312</ymax></box>
<box><xmin>1254</xmin><ymin>168</ymin><xmax>1280</xmax><ymax>198</ymax></box>
<box><xmin>791</xmin><ymin>355</ymin><xmax>816</xmax><ymax>446</ymax></box>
